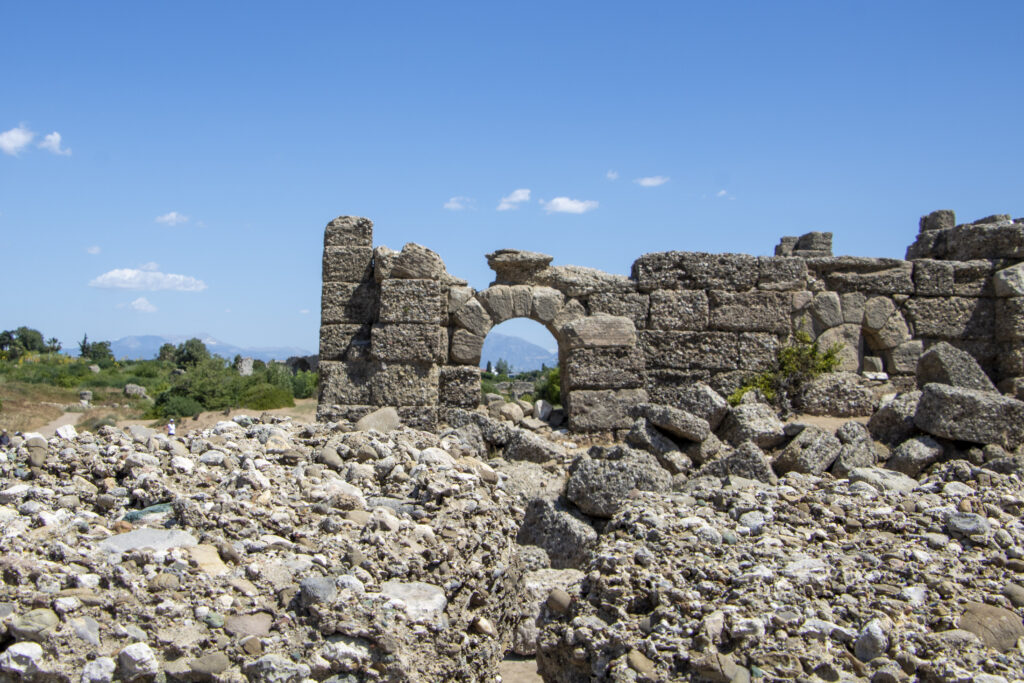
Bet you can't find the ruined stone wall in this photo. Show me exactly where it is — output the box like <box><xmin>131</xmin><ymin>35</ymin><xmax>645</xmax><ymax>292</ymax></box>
<box><xmin>318</xmin><ymin>211</ymin><xmax>1024</xmax><ymax>431</ymax></box>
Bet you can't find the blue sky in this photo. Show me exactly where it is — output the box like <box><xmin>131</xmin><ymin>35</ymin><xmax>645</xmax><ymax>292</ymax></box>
<box><xmin>2</xmin><ymin>2</ymin><xmax>1022</xmax><ymax>354</ymax></box>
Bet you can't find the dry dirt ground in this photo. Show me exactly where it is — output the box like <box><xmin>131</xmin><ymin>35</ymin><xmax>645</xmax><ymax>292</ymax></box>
<box><xmin>112</xmin><ymin>397</ymin><xmax>319</xmax><ymax>434</ymax></box>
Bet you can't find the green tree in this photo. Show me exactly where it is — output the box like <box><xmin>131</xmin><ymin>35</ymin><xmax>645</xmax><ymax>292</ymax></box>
<box><xmin>485</xmin><ymin>360</ymin><xmax>492</xmax><ymax>373</ymax></box>
<box><xmin>158</xmin><ymin>343</ymin><xmax>176</xmax><ymax>362</ymax></box>
<box><xmin>495</xmin><ymin>358</ymin><xmax>511</xmax><ymax>376</ymax></box>
<box><xmin>44</xmin><ymin>337</ymin><xmax>61</xmax><ymax>353</ymax></box>
<box><xmin>174</xmin><ymin>338</ymin><xmax>210</xmax><ymax>367</ymax></box>
<box><xmin>0</xmin><ymin>330</ymin><xmax>24</xmax><ymax>361</ymax></box>
<box><xmin>86</xmin><ymin>341</ymin><xmax>114</xmax><ymax>363</ymax></box>
<box><xmin>14</xmin><ymin>327</ymin><xmax>45</xmax><ymax>352</ymax></box>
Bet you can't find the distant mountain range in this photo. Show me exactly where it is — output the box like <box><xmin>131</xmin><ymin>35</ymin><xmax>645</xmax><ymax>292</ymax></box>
<box><xmin>109</xmin><ymin>335</ymin><xmax>313</xmax><ymax>363</ymax></box>
<box><xmin>480</xmin><ymin>333</ymin><xmax>558</xmax><ymax>373</ymax></box>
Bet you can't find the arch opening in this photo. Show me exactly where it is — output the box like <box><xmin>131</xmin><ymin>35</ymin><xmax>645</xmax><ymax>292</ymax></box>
<box><xmin>479</xmin><ymin>318</ymin><xmax>563</xmax><ymax>425</ymax></box>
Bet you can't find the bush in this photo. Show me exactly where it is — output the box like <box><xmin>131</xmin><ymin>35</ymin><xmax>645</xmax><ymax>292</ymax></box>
<box><xmin>292</xmin><ymin>370</ymin><xmax>317</xmax><ymax>399</ymax></box>
<box><xmin>240</xmin><ymin>382</ymin><xmax>294</xmax><ymax>410</ymax></box>
<box><xmin>154</xmin><ymin>394</ymin><xmax>205</xmax><ymax>419</ymax></box>
<box><xmin>535</xmin><ymin>366</ymin><xmax>561</xmax><ymax>406</ymax></box>
<box><xmin>728</xmin><ymin>332</ymin><xmax>842</xmax><ymax>409</ymax></box>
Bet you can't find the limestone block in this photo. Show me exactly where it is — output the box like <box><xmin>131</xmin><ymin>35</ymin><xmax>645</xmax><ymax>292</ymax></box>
<box><xmin>913</xmin><ymin>260</ymin><xmax>954</xmax><ymax>296</ymax></box>
<box><xmin>392</xmin><ymin>243</ymin><xmax>446</xmax><ymax>280</ymax></box>
<box><xmin>448</xmin><ymin>285</ymin><xmax>474</xmax><ymax>321</ymax></box>
<box><xmin>588</xmin><ymin>292</ymin><xmax>650</xmax><ymax>329</ymax></box>
<box><xmin>486</xmin><ymin>249</ymin><xmax>553</xmax><ymax>284</ymax></box>
<box><xmin>643</xmin><ymin>369</ymin><xmax>714</xmax><ymax>407</ymax></box>
<box><xmin>709</xmin><ymin>291</ymin><xmax>790</xmax><ymax>334</ymax></box>
<box><xmin>378</xmin><ymin>279</ymin><xmax>445</xmax><ymax>324</ymax></box>
<box><xmin>737</xmin><ymin>333</ymin><xmax>779</xmax><ymax>371</ymax></box>
<box><xmin>945</xmin><ymin>222</ymin><xmax>1024</xmax><ymax>261</ymax></box>
<box><xmin>648</xmin><ymin>290</ymin><xmax>709</xmax><ymax>331</ymax></box>
<box><xmin>632</xmin><ymin>251</ymin><xmax>758</xmax><ymax>292</ymax></box>
<box><xmin>862</xmin><ymin>296</ymin><xmax>896</xmax><ymax>331</ymax></box>
<box><xmin>809</xmin><ymin>291</ymin><xmax>843</xmax><ymax>333</ymax></box>
<box><xmin>841</xmin><ymin>292</ymin><xmax>866</xmax><ymax>324</ymax></box>
<box><xmin>552</xmin><ymin>299</ymin><xmax>586</xmax><ymax>331</ymax></box>
<box><xmin>916</xmin><ymin>341</ymin><xmax>995</xmax><ymax>391</ymax></box>
<box><xmin>316</xmin><ymin>403</ymin><xmax>375</xmax><ymax>424</ymax></box>
<box><xmin>453</xmin><ymin>298</ymin><xmax>492</xmax><ymax>337</ymax></box>
<box><xmin>324</xmin><ymin>215</ymin><xmax>373</xmax><ymax>247</ymax></box>
<box><xmin>322</xmin><ymin>246</ymin><xmax>374</xmax><ymax>282</ymax></box>
<box><xmin>439</xmin><ymin>366</ymin><xmax>481</xmax><ymax>409</ymax></box>
<box><xmin>531</xmin><ymin>287</ymin><xmax>565</xmax><ymax>323</ymax></box>
<box><xmin>478</xmin><ymin>285</ymin><xmax>532</xmax><ymax>323</ymax></box>
<box><xmin>816</xmin><ymin>324</ymin><xmax>862</xmax><ymax>372</ymax></box>
<box><xmin>533</xmin><ymin>265</ymin><xmax>636</xmax><ymax>298</ymax></box>
<box><xmin>370</xmin><ymin>363</ymin><xmax>439</xmax><ymax>406</ymax></box>
<box><xmin>370</xmin><ymin>324</ymin><xmax>446</xmax><ymax>363</ymax></box>
<box><xmin>919</xmin><ymin>209</ymin><xmax>955</xmax><ymax>233</ymax></box>
<box><xmin>373</xmin><ymin>246</ymin><xmax>397</xmax><ymax>282</ymax></box>
<box><xmin>915</xmin><ymin>383</ymin><xmax>1024</xmax><ymax>449</ymax></box>
<box><xmin>791</xmin><ymin>290</ymin><xmax>813</xmax><ymax>312</ymax></box>
<box><xmin>396</xmin><ymin>406</ymin><xmax>438</xmax><ymax>432</ymax></box>
<box><xmin>994</xmin><ymin>262</ymin><xmax>1024</xmax><ymax>297</ymax></box>
<box><xmin>997</xmin><ymin>298</ymin><xmax>1024</xmax><ymax>341</ymax></box>
<box><xmin>1000</xmin><ymin>344</ymin><xmax>1024</xmax><ymax>377</ymax></box>
<box><xmin>450</xmin><ymin>329</ymin><xmax>485</xmax><ymax>365</ymax></box>
<box><xmin>867</xmin><ymin>310</ymin><xmax>912</xmax><ymax>350</ymax></box>
<box><xmin>562</xmin><ymin>346</ymin><xmax>645</xmax><ymax>391</ymax></box>
<box><xmin>904</xmin><ymin>296</ymin><xmax>995</xmax><ymax>340</ymax></box>
<box><xmin>819</xmin><ymin>258</ymin><xmax>915</xmax><ymax>295</ymax></box>
<box><xmin>952</xmin><ymin>260</ymin><xmax>996</xmax><ymax>296</ymax></box>
<box><xmin>318</xmin><ymin>360</ymin><xmax>373</xmax><ymax>405</ymax></box>
<box><xmin>757</xmin><ymin>256</ymin><xmax>807</xmax><ymax>291</ymax></box>
<box><xmin>560</xmin><ymin>315</ymin><xmax>636</xmax><ymax>350</ymax></box>
<box><xmin>883</xmin><ymin>340</ymin><xmax>923</xmax><ymax>375</ymax></box>
<box><xmin>321</xmin><ymin>281</ymin><xmax>378</xmax><ymax>324</ymax></box>
<box><xmin>566</xmin><ymin>388</ymin><xmax>649</xmax><ymax>431</ymax></box>
<box><xmin>640</xmin><ymin>331</ymin><xmax>739</xmax><ymax>371</ymax></box>
<box><xmin>319</xmin><ymin>324</ymin><xmax>371</xmax><ymax>361</ymax></box>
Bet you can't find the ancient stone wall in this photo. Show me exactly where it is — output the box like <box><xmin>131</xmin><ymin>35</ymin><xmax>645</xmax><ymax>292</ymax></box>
<box><xmin>318</xmin><ymin>211</ymin><xmax>1024</xmax><ymax>431</ymax></box>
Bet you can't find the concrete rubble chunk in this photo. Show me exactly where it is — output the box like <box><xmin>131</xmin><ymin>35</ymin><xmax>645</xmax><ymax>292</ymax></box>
<box><xmin>566</xmin><ymin>449</ymin><xmax>671</xmax><ymax>518</ymax></box>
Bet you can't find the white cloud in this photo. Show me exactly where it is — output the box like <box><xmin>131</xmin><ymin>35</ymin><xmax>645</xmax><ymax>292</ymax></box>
<box><xmin>716</xmin><ymin>189</ymin><xmax>728</xmax><ymax>197</ymax></box>
<box><xmin>139</xmin><ymin>261</ymin><xmax>160</xmax><ymax>271</ymax></box>
<box><xmin>541</xmin><ymin>197</ymin><xmax>599</xmax><ymax>214</ymax></box>
<box><xmin>155</xmin><ymin>211</ymin><xmax>189</xmax><ymax>226</ymax></box>
<box><xmin>299</xmin><ymin>309</ymin><xmax>310</xmax><ymax>315</ymax></box>
<box><xmin>86</xmin><ymin>246</ymin><xmax>101</xmax><ymax>255</ymax></box>
<box><xmin>0</xmin><ymin>125</ymin><xmax>34</xmax><ymax>156</ymax></box>
<box><xmin>606</xmin><ymin>170</ymin><xmax>619</xmax><ymax>181</ymax></box>
<box><xmin>38</xmin><ymin>131</ymin><xmax>71</xmax><ymax>155</ymax></box>
<box><xmin>497</xmin><ymin>188</ymin><xmax>530</xmax><ymax>211</ymax></box>
<box><xmin>634</xmin><ymin>176</ymin><xmax>670</xmax><ymax>187</ymax></box>
<box><xmin>444</xmin><ymin>196</ymin><xmax>473</xmax><ymax>210</ymax></box>
<box><xmin>89</xmin><ymin>268</ymin><xmax>207</xmax><ymax>292</ymax></box>
<box><xmin>130</xmin><ymin>297</ymin><xmax>157</xmax><ymax>313</ymax></box>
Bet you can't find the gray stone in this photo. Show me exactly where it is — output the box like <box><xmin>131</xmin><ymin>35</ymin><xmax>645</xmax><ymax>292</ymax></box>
<box><xmin>118</xmin><ymin>642</ymin><xmax>159</xmax><ymax>680</ymax></box>
<box><xmin>959</xmin><ymin>601</ymin><xmax>1024</xmax><ymax>652</ymax></box>
<box><xmin>887</xmin><ymin>435</ymin><xmax>943</xmax><ymax>478</ymax></box>
<box><xmin>869</xmin><ymin>392</ymin><xmax>921</xmax><ymax>444</ymax></box>
<box><xmin>917</xmin><ymin>341</ymin><xmax>996</xmax><ymax>391</ymax></box>
<box><xmin>671</xmin><ymin>382</ymin><xmax>730</xmax><ymax>430</ymax></box>
<box><xmin>719</xmin><ymin>403</ymin><xmax>786</xmax><ymax>449</ymax></box>
<box><xmin>392</xmin><ymin>242</ymin><xmax>446</xmax><ymax>280</ymax></box>
<box><xmin>854</xmin><ymin>619</ymin><xmax>889</xmax><ymax>662</ymax></box>
<box><xmin>946</xmin><ymin>512</ymin><xmax>990</xmax><ymax>538</ymax></box>
<box><xmin>299</xmin><ymin>576</ymin><xmax>338</xmax><ymax>609</ymax></box>
<box><xmin>242</xmin><ymin>655</ymin><xmax>312</xmax><ymax>683</ymax></box>
<box><xmin>9</xmin><ymin>608</ymin><xmax>59</xmax><ymax>641</ymax></box>
<box><xmin>816</xmin><ymin>324</ymin><xmax>862</xmax><ymax>372</ymax></box>
<box><xmin>832</xmin><ymin>439</ymin><xmax>878</xmax><ymax>479</ymax></box>
<box><xmin>848</xmin><ymin>467</ymin><xmax>918</xmax><ymax>494</ymax></box>
<box><xmin>566</xmin><ymin>388</ymin><xmax>648</xmax><ymax>431</ymax></box>
<box><xmin>710</xmin><ymin>441</ymin><xmax>776</xmax><ymax>483</ymax></box>
<box><xmin>504</xmin><ymin>429</ymin><xmax>567</xmax><ymax>463</ymax></box>
<box><xmin>994</xmin><ymin>262</ymin><xmax>1024</xmax><ymax>297</ymax></box>
<box><xmin>80</xmin><ymin>657</ymin><xmax>116</xmax><ymax>683</ymax></box>
<box><xmin>915</xmin><ymin>383</ymin><xmax>1024</xmax><ymax>449</ymax></box>
<box><xmin>0</xmin><ymin>642</ymin><xmax>44</xmax><ymax>679</ymax></box>
<box><xmin>560</xmin><ymin>315</ymin><xmax>636</xmax><ymax>350</ymax></box>
<box><xmin>97</xmin><ymin>528</ymin><xmax>197</xmax><ymax>555</ymax></box>
<box><xmin>797</xmin><ymin>372</ymin><xmax>877</xmax><ymax>417</ymax></box>
<box><xmin>379</xmin><ymin>581</ymin><xmax>447</xmax><ymax>624</ymax></box>
<box><xmin>635</xmin><ymin>403</ymin><xmax>710</xmax><ymax>442</ymax></box>
<box><xmin>517</xmin><ymin>498</ymin><xmax>597</xmax><ymax>569</ymax></box>
<box><xmin>566</xmin><ymin>450</ymin><xmax>671</xmax><ymax>518</ymax></box>
<box><xmin>486</xmin><ymin>249</ymin><xmax>553</xmax><ymax>284</ymax></box>
<box><xmin>774</xmin><ymin>426</ymin><xmax>842</xmax><ymax>476</ymax></box>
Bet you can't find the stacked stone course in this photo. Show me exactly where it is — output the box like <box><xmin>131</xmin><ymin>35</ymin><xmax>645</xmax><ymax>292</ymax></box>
<box><xmin>319</xmin><ymin>210</ymin><xmax>1024</xmax><ymax>431</ymax></box>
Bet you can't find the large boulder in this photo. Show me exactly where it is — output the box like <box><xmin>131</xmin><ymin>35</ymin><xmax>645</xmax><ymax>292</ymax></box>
<box><xmin>700</xmin><ymin>441</ymin><xmax>776</xmax><ymax>483</ymax></box>
<box><xmin>719</xmin><ymin>403</ymin><xmax>786</xmax><ymax>449</ymax></box>
<box><xmin>634</xmin><ymin>403</ymin><xmax>710</xmax><ymax>442</ymax></box>
<box><xmin>773</xmin><ymin>426</ymin><xmax>842</xmax><ymax>476</ymax></box>
<box><xmin>516</xmin><ymin>499</ymin><xmax>597</xmax><ymax>570</ymax></box>
<box><xmin>565</xmin><ymin>448</ymin><xmax>671</xmax><ymax>518</ymax></box>
<box><xmin>887</xmin><ymin>435</ymin><xmax>943</xmax><ymax>478</ymax></box>
<box><xmin>671</xmin><ymin>382</ymin><xmax>730</xmax><ymax>430</ymax></box>
<box><xmin>796</xmin><ymin>372</ymin><xmax>877</xmax><ymax>417</ymax></box>
<box><xmin>868</xmin><ymin>392</ymin><xmax>921</xmax><ymax>445</ymax></box>
<box><xmin>915</xmin><ymin>383</ymin><xmax>1024</xmax><ymax>450</ymax></box>
<box><xmin>916</xmin><ymin>341</ymin><xmax>996</xmax><ymax>392</ymax></box>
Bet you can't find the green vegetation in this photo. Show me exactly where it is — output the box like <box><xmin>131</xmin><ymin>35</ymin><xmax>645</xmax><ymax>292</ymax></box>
<box><xmin>480</xmin><ymin>359</ymin><xmax>561</xmax><ymax>406</ymax></box>
<box><xmin>0</xmin><ymin>328</ymin><xmax>318</xmax><ymax>426</ymax></box>
<box><xmin>728</xmin><ymin>332</ymin><xmax>842</xmax><ymax>408</ymax></box>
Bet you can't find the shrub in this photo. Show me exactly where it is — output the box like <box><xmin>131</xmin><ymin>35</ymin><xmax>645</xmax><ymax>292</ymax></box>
<box><xmin>535</xmin><ymin>366</ymin><xmax>561</xmax><ymax>406</ymax></box>
<box><xmin>728</xmin><ymin>332</ymin><xmax>842</xmax><ymax>408</ymax></box>
<box><xmin>292</xmin><ymin>370</ymin><xmax>318</xmax><ymax>399</ymax></box>
<box><xmin>240</xmin><ymin>382</ymin><xmax>294</xmax><ymax>410</ymax></box>
<box><xmin>155</xmin><ymin>394</ymin><xmax>205</xmax><ymax>419</ymax></box>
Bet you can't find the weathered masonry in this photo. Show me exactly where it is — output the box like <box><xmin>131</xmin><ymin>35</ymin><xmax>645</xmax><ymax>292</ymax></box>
<box><xmin>318</xmin><ymin>210</ymin><xmax>1024</xmax><ymax>432</ymax></box>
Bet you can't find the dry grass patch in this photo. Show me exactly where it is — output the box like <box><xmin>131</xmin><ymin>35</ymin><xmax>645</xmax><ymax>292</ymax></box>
<box><xmin>0</xmin><ymin>380</ymin><xmax>78</xmax><ymax>432</ymax></box>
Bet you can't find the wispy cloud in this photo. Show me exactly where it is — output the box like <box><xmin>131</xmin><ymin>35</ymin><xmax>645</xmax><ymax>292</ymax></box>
<box><xmin>89</xmin><ymin>268</ymin><xmax>207</xmax><ymax>291</ymax></box>
<box><xmin>606</xmin><ymin>170</ymin><xmax>619</xmax><ymax>181</ymax></box>
<box><xmin>714</xmin><ymin>189</ymin><xmax>736</xmax><ymax>200</ymax></box>
<box><xmin>155</xmin><ymin>211</ymin><xmax>189</xmax><ymax>226</ymax></box>
<box><xmin>0</xmin><ymin>125</ymin><xmax>34</xmax><ymax>156</ymax></box>
<box><xmin>38</xmin><ymin>131</ymin><xmax>71</xmax><ymax>155</ymax></box>
<box><xmin>497</xmin><ymin>188</ymin><xmax>531</xmax><ymax>211</ymax></box>
<box><xmin>541</xmin><ymin>197</ymin><xmax>599</xmax><ymax>214</ymax></box>
<box><xmin>139</xmin><ymin>261</ymin><xmax>159</xmax><ymax>271</ymax></box>
<box><xmin>86</xmin><ymin>246</ymin><xmax>101</xmax><ymax>255</ymax></box>
<box><xmin>634</xmin><ymin>176</ymin><xmax>670</xmax><ymax>187</ymax></box>
<box><xmin>130</xmin><ymin>297</ymin><xmax>157</xmax><ymax>313</ymax></box>
<box><xmin>444</xmin><ymin>196</ymin><xmax>473</xmax><ymax>211</ymax></box>
<box><xmin>299</xmin><ymin>309</ymin><xmax>310</xmax><ymax>315</ymax></box>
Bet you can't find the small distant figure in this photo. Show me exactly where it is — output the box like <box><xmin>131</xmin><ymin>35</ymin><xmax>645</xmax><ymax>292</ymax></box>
<box><xmin>0</xmin><ymin>429</ymin><xmax>10</xmax><ymax>448</ymax></box>
<box><xmin>166</xmin><ymin>418</ymin><xmax>176</xmax><ymax>438</ymax></box>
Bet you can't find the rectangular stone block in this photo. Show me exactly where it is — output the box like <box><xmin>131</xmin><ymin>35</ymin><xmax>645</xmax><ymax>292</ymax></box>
<box><xmin>737</xmin><ymin>333</ymin><xmax>780</xmax><ymax>371</ymax></box>
<box><xmin>588</xmin><ymin>292</ymin><xmax>650</xmax><ymax>329</ymax></box>
<box><xmin>378</xmin><ymin>279</ymin><xmax>445</xmax><ymax>324</ymax></box>
<box><xmin>757</xmin><ymin>257</ymin><xmax>807</xmax><ymax>291</ymax></box>
<box><xmin>648</xmin><ymin>290</ymin><xmax>709</xmax><ymax>331</ymax></box>
<box><xmin>321</xmin><ymin>281</ymin><xmax>378</xmax><ymax>324</ymax></box>
<box><xmin>999</xmin><ymin>343</ymin><xmax>1024</xmax><ymax>378</ymax></box>
<box><xmin>324</xmin><ymin>216</ymin><xmax>373</xmax><ymax>248</ymax></box>
<box><xmin>439</xmin><ymin>366</ymin><xmax>482</xmax><ymax>409</ymax></box>
<box><xmin>370</xmin><ymin>324</ymin><xmax>447</xmax><ymax>362</ymax></box>
<box><xmin>882</xmin><ymin>340</ymin><xmax>923</xmax><ymax>375</ymax></box>
<box><xmin>562</xmin><ymin>346</ymin><xmax>645</xmax><ymax>391</ymax></box>
<box><xmin>996</xmin><ymin>298</ymin><xmax>1024</xmax><ymax>341</ymax></box>
<box><xmin>566</xmin><ymin>388</ymin><xmax>648</xmax><ymax>432</ymax></box>
<box><xmin>323</xmin><ymin>246</ymin><xmax>373</xmax><ymax>283</ymax></box>
<box><xmin>816</xmin><ymin>257</ymin><xmax>915</xmax><ymax>295</ymax></box>
<box><xmin>397</xmin><ymin>406</ymin><xmax>438</xmax><ymax>431</ymax></box>
<box><xmin>953</xmin><ymin>260</ymin><xmax>996</xmax><ymax>296</ymax></box>
<box><xmin>318</xmin><ymin>360</ymin><xmax>372</xmax><ymax>405</ymax></box>
<box><xmin>561</xmin><ymin>316</ymin><xmax>636</xmax><ymax>350</ymax></box>
<box><xmin>639</xmin><ymin>331</ymin><xmax>741</xmax><ymax>371</ymax></box>
<box><xmin>449</xmin><ymin>329</ymin><xmax>485</xmax><ymax>365</ymax></box>
<box><xmin>316</xmin><ymin>403</ymin><xmax>375</xmax><ymax>424</ymax></box>
<box><xmin>904</xmin><ymin>296</ymin><xmax>995</xmax><ymax>340</ymax></box>
<box><xmin>369</xmin><ymin>362</ymin><xmax>439</xmax><ymax>406</ymax></box>
<box><xmin>319</xmin><ymin>324</ymin><xmax>371</xmax><ymax>361</ymax></box>
<box><xmin>643</xmin><ymin>369</ymin><xmax>712</xmax><ymax>406</ymax></box>
<box><xmin>709</xmin><ymin>291</ymin><xmax>790</xmax><ymax>334</ymax></box>
<box><xmin>913</xmin><ymin>259</ymin><xmax>954</xmax><ymax>296</ymax></box>
<box><xmin>945</xmin><ymin>222</ymin><xmax>1024</xmax><ymax>261</ymax></box>
<box><xmin>632</xmin><ymin>252</ymin><xmax>758</xmax><ymax>292</ymax></box>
